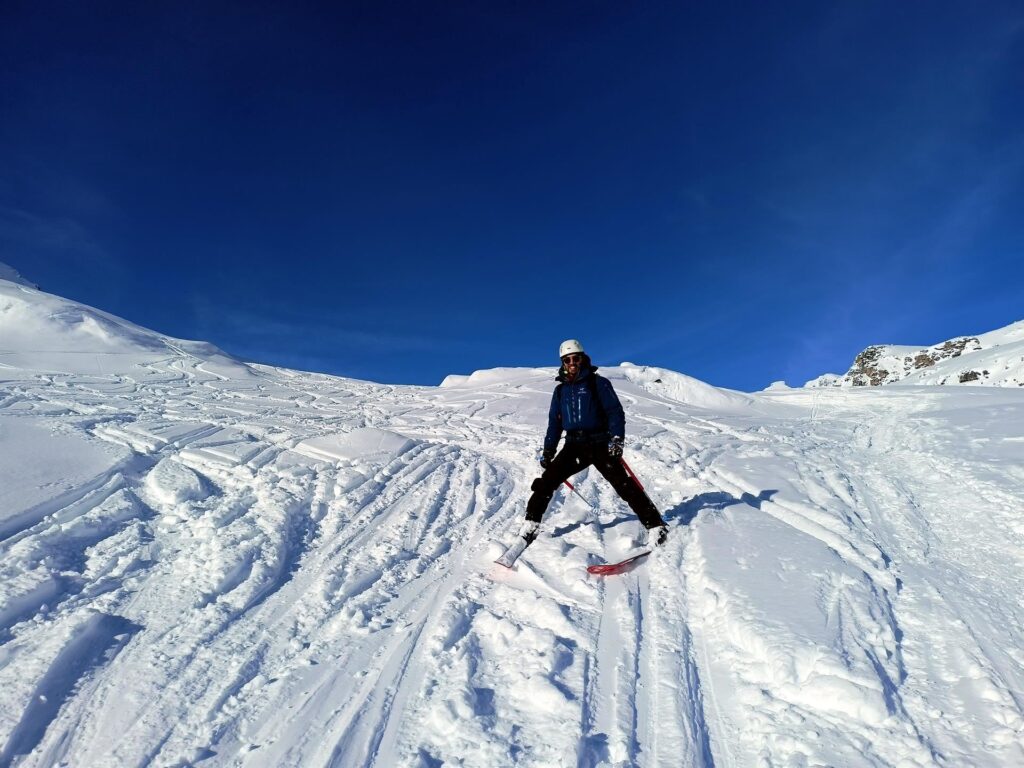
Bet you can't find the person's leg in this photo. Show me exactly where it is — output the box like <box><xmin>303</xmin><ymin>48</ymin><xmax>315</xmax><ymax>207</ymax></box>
<box><xmin>524</xmin><ymin>445</ymin><xmax>589</xmax><ymax>524</ymax></box>
<box><xmin>593</xmin><ymin>453</ymin><xmax>664</xmax><ymax>529</ymax></box>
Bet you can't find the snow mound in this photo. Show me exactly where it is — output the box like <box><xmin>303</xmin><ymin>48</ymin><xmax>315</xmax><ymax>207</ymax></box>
<box><xmin>294</xmin><ymin>427</ymin><xmax>417</xmax><ymax>463</ymax></box>
<box><xmin>0</xmin><ymin>274</ymin><xmax>252</xmax><ymax>376</ymax></box>
<box><xmin>617</xmin><ymin>364</ymin><xmax>756</xmax><ymax>411</ymax></box>
<box><xmin>144</xmin><ymin>458</ymin><xmax>209</xmax><ymax>507</ymax></box>
<box><xmin>440</xmin><ymin>367</ymin><xmax>550</xmax><ymax>388</ymax></box>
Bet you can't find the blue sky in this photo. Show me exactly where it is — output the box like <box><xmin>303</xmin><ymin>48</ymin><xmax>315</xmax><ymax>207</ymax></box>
<box><xmin>2</xmin><ymin>2</ymin><xmax>1022</xmax><ymax>390</ymax></box>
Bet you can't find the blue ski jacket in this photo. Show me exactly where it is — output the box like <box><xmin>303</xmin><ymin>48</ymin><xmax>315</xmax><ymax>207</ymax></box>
<box><xmin>544</xmin><ymin>365</ymin><xmax>625</xmax><ymax>452</ymax></box>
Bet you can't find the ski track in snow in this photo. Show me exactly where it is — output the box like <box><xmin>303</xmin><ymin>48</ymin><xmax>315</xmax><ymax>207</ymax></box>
<box><xmin>1</xmin><ymin>355</ymin><xmax>1024</xmax><ymax>767</ymax></box>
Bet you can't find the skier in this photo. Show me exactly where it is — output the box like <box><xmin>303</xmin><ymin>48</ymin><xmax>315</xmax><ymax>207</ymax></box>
<box><xmin>517</xmin><ymin>339</ymin><xmax>668</xmax><ymax>549</ymax></box>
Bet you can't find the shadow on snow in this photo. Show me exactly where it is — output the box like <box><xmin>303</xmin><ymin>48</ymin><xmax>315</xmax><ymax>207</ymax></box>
<box><xmin>552</xmin><ymin>489</ymin><xmax>778</xmax><ymax>538</ymax></box>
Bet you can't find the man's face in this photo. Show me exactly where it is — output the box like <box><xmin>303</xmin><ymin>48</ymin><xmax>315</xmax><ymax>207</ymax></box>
<box><xmin>561</xmin><ymin>353</ymin><xmax>583</xmax><ymax>375</ymax></box>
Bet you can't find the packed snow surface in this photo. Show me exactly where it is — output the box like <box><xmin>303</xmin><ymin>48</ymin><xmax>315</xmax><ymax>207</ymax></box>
<box><xmin>2</xmin><ymin>273</ymin><xmax>1024</xmax><ymax>767</ymax></box>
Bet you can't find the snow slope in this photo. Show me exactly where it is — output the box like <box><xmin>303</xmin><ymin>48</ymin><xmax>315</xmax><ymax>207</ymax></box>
<box><xmin>807</xmin><ymin>319</ymin><xmax>1024</xmax><ymax>388</ymax></box>
<box><xmin>2</xmin><ymin>270</ymin><xmax>1024</xmax><ymax>767</ymax></box>
<box><xmin>0</xmin><ymin>264</ymin><xmax>36</xmax><ymax>289</ymax></box>
<box><xmin>0</xmin><ymin>273</ymin><xmax>252</xmax><ymax>378</ymax></box>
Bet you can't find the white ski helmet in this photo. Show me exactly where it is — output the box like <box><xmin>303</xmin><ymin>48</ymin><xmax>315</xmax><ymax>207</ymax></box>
<box><xmin>559</xmin><ymin>339</ymin><xmax>585</xmax><ymax>358</ymax></box>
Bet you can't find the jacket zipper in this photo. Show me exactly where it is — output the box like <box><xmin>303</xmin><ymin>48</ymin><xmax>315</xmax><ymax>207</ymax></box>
<box><xmin>573</xmin><ymin>375</ymin><xmax>585</xmax><ymax>426</ymax></box>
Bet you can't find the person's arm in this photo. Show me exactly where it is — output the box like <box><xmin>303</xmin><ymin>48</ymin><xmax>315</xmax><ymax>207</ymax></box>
<box><xmin>598</xmin><ymin>378</ymin><xmax>625</xmax><ymax>439</ymax></box>
<box><xmin>544</xmin><ymin>387</ymin><xmax>563</xmax><ymax>452</ymax></box>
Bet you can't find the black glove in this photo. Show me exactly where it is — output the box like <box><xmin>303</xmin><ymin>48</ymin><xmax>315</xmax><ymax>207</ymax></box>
<box><xmin>608</xmin><ymin>436</ymin><xmax>624</xmax><ymax>458</ymax></box>
<box><xmin>539</xmin><ymin>448</ymin><xmax>555</xmax><ymax>469</ymax></box>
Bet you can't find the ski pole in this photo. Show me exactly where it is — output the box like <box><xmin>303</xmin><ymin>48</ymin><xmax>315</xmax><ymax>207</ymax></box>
<box><xmin>563</xmin><ymin>479</ymin><xmax>596</xmax><ymax>509</ymax></box>
<box><xmin>620</xmin><ymin>458</ymin><xmax>646</xmax><ymax>492</ymax></box>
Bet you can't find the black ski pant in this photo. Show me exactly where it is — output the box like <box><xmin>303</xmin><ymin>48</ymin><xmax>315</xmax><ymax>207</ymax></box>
<box><xmin>525</xmin><ymin>442</ymin><xmax>664</xmax><ymax>529</ymax></box>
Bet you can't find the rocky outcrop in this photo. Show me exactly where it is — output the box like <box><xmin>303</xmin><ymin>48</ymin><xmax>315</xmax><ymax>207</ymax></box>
<box><xmin>839</xmin><ymin>337</ymin><xmax>980</xmax><ymax>387</ymax></box>
<box><xmin>805</xmin><ymin>321</ymin><xmax>1024</xmax><ymax>388</ymax></box>
<box><xmin>848</xmin><ymin>347</ymin><xmax>891</xmax><ymax>387</ymax></box>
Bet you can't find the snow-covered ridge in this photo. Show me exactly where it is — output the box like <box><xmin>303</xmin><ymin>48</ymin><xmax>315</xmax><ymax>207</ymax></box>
<box><xmin>0</xmin><ymin>262</ymin><xmax>37</xmax><ymax>289</ymax></box>
<box><xmin>806</xmin><ymin>318</ymin><xmax>1024</xmax><ymax>388</ymax></box>
<box><xmin>442</xmin><ymin>362</ymin><xmax>760</xmax><ymax>414</ymax></box>
<box><xmin>2</xmin><ymin>266</ymin><xmax>1024</xmax><ymax>766</ymax></box>
<box><xmin>0</xmin><ymin>265</ymin><xmax>252</xmax><ymax>378</ymax></box>
<box><xmin>616</xmin><ymin>362</ymin><xmax>757</xmax><ymax>411</ymax></box>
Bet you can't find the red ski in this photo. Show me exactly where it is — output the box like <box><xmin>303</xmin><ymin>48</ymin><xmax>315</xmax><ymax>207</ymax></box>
<box><xmin>586</xmin><ymin>550</ymin><xmax>651</xmax><ymax>575</ymax></box>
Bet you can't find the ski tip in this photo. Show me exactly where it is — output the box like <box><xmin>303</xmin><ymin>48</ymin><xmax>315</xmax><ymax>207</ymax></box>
<box><xmin>587</xmin><ymin>563</ymin><xmax>624</xmax><ymax>575</ymax></box>
<box><xmin>586</xmin><ymin>550</ymin><xmax>651</xmax><ymax>575</ymax></box>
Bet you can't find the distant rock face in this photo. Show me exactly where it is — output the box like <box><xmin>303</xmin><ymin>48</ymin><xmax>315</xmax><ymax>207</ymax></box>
<box><xmin>806</xmin><ymin>320</ymin><xmax>1024</xmax><ymax>388</ymax></box>
<box><xmin>845</xmin><ymin>337</ymin><xmax>983</xmax><ymax>387</ymax></box>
